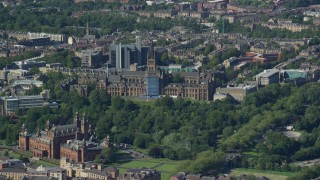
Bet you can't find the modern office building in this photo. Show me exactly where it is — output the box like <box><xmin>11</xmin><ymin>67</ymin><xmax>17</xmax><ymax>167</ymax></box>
<box><xmin>0</xmin><ymin>90</ymin><xmax>53</xmax><ymax>115</ymax></box>
<box><xmin>215</xmin><ymin>84</ymin><xmax>257</xmax><ymax>101</ymax></box>
<box><xmin>27</xmin><ymin>32</ymin><xmax>66</xmax><ymax>42</ymax></box>
<box><xmin>254</xmin><ymin>69</ymin><xmax>280</xmax><ymax>86</ymax></box>
<box><xmin>108</xmin><ymin>36</ymin><xmax>149</xmax><ymax>69</ymax></box>
<box><xmin>80</xmin><ymin>49</ymin><xmax>103</xmax><ymax>68</ymax></box>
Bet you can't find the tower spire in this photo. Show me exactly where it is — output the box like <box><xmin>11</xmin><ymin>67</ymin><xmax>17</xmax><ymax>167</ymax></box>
<box><xmin>148</xmin><ymin>41</ymin><xmax>154</xmax><ymax>60</ymax></box>
<box><xmin>86</xmin><ymin>20</ymin><xmax>89</xmax><ymax>36</ymax></box>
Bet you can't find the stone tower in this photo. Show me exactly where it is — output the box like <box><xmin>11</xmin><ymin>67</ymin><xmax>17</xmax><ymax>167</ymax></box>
<box><xmin>81</xmin><ymin>112</ymin><xmax>89</xmax><ymax>140</ymax></box>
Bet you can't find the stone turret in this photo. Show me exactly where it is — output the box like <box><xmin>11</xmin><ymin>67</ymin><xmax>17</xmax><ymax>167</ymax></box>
<box><xmin>101</xmin><ymin>135</ymin><xmax>112</xmax><ymax>148</ymax></box>
<box><xmin>74</xmin><ymin>111</ymin><xmax>81</xmax><ymax>129</ymax></box>
<box><xmin>20</xmin><ymin>123</ymin><xmax>26</xmax><ymax>134</ymax></box>
<box><xmin>81</xmin><ymin>112</ymin><xmax>89</xmax><ymax>140</ymax></box>
<box><xmin>46</xmin><ymin>120</ymin><xmax>51</xmax><ymax>131</ymax></box>
<box><xmin>19</xmin><ymin>123</ymin><xmax>30</xmax><ymax>151</ymax></box>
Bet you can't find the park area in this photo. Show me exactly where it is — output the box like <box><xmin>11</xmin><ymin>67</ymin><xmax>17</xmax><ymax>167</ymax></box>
<box><xmin>230</xmin><ymin>168</ymin><xmax>297</xmax><ymax>180</ymax></box>
<box><xmin>117</xmin><ymin>158</ymin><xmax>180</xmax><ymax>180</ymax></box>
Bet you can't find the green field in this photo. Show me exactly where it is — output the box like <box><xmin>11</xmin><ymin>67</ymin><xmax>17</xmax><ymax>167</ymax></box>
<box><xmin>117</xmin><ymin>158</ymin><xmax>180</xmax><ymax>180</ymax></box>
<box><xmin>118</xmin><ymin>160</ymin><xmax>159</xmax><ymax>169</ymax></box>
<box><xmin>230</xmin><ymin>168</ymin><xmax>297</xmax><ymax>180</ymax></box>
<box><xmin>35</xmin><ymin>160</ymin><xmax>58</xmax><ymax>167</ymax></box>
<box><xmin>8</xmin><ymin>151</ymin><xmax>21</xmax><ymax>159</ymax></box>
<box><xmin>130</xmin><ymin>146</ymin><xmax>149</xmax><ymax>155</ymax></box>
<box><xmin>156</xmin><ymin>163</ymin><xmax>178</xmax><ymax>172</ymax></box>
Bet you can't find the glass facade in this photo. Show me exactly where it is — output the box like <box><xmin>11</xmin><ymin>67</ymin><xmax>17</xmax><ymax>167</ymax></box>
<box><xmin>146</xmin><ymin>77</ymin><xmax>159</xmax><ymax>96</ymax></box>
<box><xmin>6</xmin><ymin>99</ymin><xmax>19</xmax><ymax>111</ymax></box>
<box><xmin>18</xmin><ymin>97</ymin><xmax>44</xmax><ymax>108</ymax></box>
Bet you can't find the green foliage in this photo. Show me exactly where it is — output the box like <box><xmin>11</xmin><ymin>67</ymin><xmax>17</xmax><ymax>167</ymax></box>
<box><xmin>256</xmin><ymin>132</ymin><xmax>300</xmax><ymax>156</ymax></box>
<box><xmin>250</xmin><ymin>25</ymin><xmax>319</xmax><ymax>39</ymax></box>
<box><xmin>0</xmin><ymin>1</ymin><xmax>203</xmax><ymax>35</ymax></box>
<box><xmin>285</xmin><ymin>0</ymin><xmax>319</xmax><ymax>8</ymax></box>
<box><xmin>287</xmin><ymin>165</ymin><xmax>320</xmax><ymax>180</ymax></box>
<box><xmin>156</xmin><ymin>38</ymin><xmax>175</xmax><ymax>46</ymax></box>
<box><xmin>172</xmin><ymin>73</ymin><xmax>184</xmax><ymax>83</ymax></box>
<box><xmin>25</xmin><ymin>86</ymin><xmax>42</xmax><ymax>96</ymax></box>
<box><xmin>203</xmin><ymin>48</ymin><xmax>241</xmax><ymax>70</ymax></box>
<box><xmin>29</xmin><ymin>67</ymin><xmax>40</xmax><ymax>75</ymax></box>
<box><xmin>232</xmin><ymin>0</ymin><xmax>273</xmax><ymax>7</ymax></box>
<box><xmin>19</xmin><ymin>155</ymin><xmax>30</xmax><ymax>163</ymax></box>
<box><xmin>0</xmin><ymin>51</ymin><xmax>40</xmax><ymax>69</ymax></box>
<box><xmin>95</xmin><ymin>147</ymin><xmax>116</xmax><ymax>164</ymax></box>
<box><xmin>41</xmin><ymin>50</ymin><xmax>80</xmax><ymax>68</ymax></box>
<box><xmin>159</xmin><ymin>54</ymin><xmax>193</xmax><ymax>66</ymax></box>
<box><xmin>133</xmin><ymin>133</ymin><xmax>152</xmax><ymax>149</ymax></box>
<box><xmin>112</xmin><ymin>96</ymin><xmax>125</xmax><ymax>110</ymax></box>
<box><xmin>308</xmin><ymin>37</ymin><xmax>320</xmax><ymax>46</ymax></box>
<box><xmin>292</xmin><ymin>146</ymin><xmax>320</xmax><ymax>161</ymax></box>
<box><xmin>162</xmin><ymin>132</ymin><xmax>193</xmax><ymax>160</ymax></box>
<box><xmin>6</xmin><ymin>124</ymin><xmax>18</xmax><ymax>145</ymax></box>
<box><xmin>5</xmin><ymin>66</ymin><xmax>320</xmax><ymax>175</ymax></box>
<box><xmin>148</xmin><ymin>145</ymin><xmax>164</xmax><ymax>158</ymax></box>
<box><xmin>178</xmin><ymin>151</ymin><xmax>226</xmax><ymax>175</ymax></box>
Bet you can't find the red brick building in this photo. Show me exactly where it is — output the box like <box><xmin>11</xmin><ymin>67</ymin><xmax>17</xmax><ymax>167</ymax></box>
<box><xmin>19</xmin><ymin>113</ymin><xmax>94</xmax><ymax>159</ymax></box>
<box><xmin>60</xmin><ymin>139</ymin><xmax>102</xmax><ymax>163</ymax></box>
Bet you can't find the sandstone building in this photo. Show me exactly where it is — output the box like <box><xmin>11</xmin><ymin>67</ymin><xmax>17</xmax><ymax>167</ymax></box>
<box><xmin>19</xmin><ymin>113</ymin><xmax>96</xmax><ymax>161</ymax></box>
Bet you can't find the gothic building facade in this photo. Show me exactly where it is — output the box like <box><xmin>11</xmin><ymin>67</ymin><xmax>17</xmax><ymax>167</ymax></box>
<box><xmin>19</xmin><ymin>113</ymin><xmax>94</xmax><ymax>159</ymax></box>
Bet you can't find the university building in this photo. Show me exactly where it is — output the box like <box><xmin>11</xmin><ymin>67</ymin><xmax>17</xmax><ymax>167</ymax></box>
<box><xmin>60</xmin><ymin>139</ymin><xmax>102</xmax><ymax>163</ymax></box>
<box><xmin>108</xmin><ymin>36</ymin><xmax>149</xmax><ymax>69</ymax></box>
<box><xmin>19</xmin><ymin>113</ymin><xmax>99</xmax><ymax>162</ymax></box>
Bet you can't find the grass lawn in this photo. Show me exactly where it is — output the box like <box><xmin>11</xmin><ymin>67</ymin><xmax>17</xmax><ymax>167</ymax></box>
<box><xmin>230</xmin><ymin>168</ymin><xmax>297</xmax><ymax>180</ymax></box>
<box><xmin>0</xmin><ymin>140</ymin><xmax>6</xmax><ymax>145</ymax></box>
<box><xmin>162</xmin><ymin>172</ymin><xmax>174</xmax><ymax>180</ymax></box>
<box><xmin>118</xmin><ymin>167</ymin><xmax>127</xmax><ymax>175</ymax></box>
<box><xmin>121</xmin><ymin>97</ymin><xmax>157</xmax><ymax>105</ymax></box>
<box><xmin>35</xmin><ymin>160</ymin><xmax>58</xmax><ymax>167</ymax></box>
<box><xmin>8</xmin><ymin>151</ymin><xmax>21</xmax><ymax>159</ymax></box>
<box><xmin>242</xmin><ymin>151</ymin><xmax>260</xmax><ymax>157</ymax></box>
<box><xmin>130</xmin><ymin>146</ymin><xmax>149</xmax><ymax>155</ymax></box>
<box><xmin>118</xmin><ymin>160</ymin><xmax>159</xmax><ymax>169</ymax></box>
<box><xmin>156</xmin><ymin>163</ymin><xmax>179</xmax><ymax>172</ymax></box>
<box><xmin>117</xmin><ymin>158</ymin><xmax>181</xmax><ymax>180</ymax></box>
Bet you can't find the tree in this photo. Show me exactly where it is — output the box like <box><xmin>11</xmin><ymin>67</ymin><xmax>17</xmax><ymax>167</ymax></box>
<box><xmin>257</xmin><ymin>132</ymin><xmax>300</xmax><ymax>156</ymax></box>
<box><xmin>155</xmin><ymin>96</ymin><xmax>174</xmax><ymax>108</ymax></box>
<box><xmin>308</xmin><ymin>37</ymin><xmax>320</xmax><ymax>46</ymax></box>
<box><xmin>178</xmin><ymin>151</ymin><xmax>226</xmax><ymax>175</ymax></box>
<box><xmin>100</xmin><ymin>148</ymin><xmax>116</xmax><ymax>164</ymax></box>
<box><xmin>29</xmin><ymin>67</ymin><xmax>40</xmax><ymax>75</ymax></box>
<box><xmin>133</xmin><ymin>134</ymin><xmax>152</xmax><ymax>149</ymax></box>
<box><xmin>5</xmin><ymin>125</ymin><xmax>16</xmax><ymax>145</ymax></box>
<box><xmin>148</xmin><ymin>145</ymin><xmax>164</xmax><ymax>158</ymax></box>
<box><xmin>111</xmin><ymin>96</ymin><xmax>125</xmax><ymax>110</ymax></box>
<box><xmin>19</xmin><ymin>155</ymin><xmax>30</xmax><ymax>163</ymax></box>
<box><xmin>204</xmin><ymin>45</ymin><xmax>215</xmax><ymax>55</ymax></box>
<box><xmin>25</xmin><ymin>86</ymin><xmax>42</xmax><ymax>95</ymax></box>
<box><xmin>172</xmin><ymin>73</ymin><xmax>184</xmax><ymax>83</ymax></box>
<box><xmin>287</xmin><ymin>165</ymin><xmax>320</xmax><ymax>180</ymax></box>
